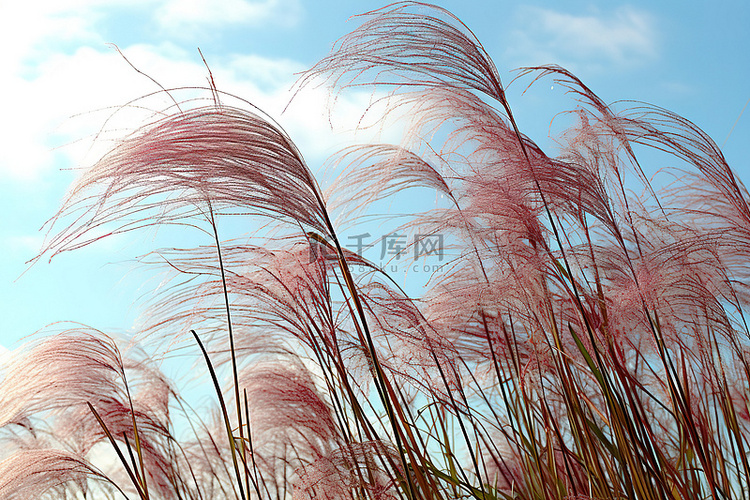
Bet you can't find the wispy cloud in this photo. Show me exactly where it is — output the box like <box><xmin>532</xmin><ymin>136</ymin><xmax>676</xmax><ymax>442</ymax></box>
<box><xmin>506</xmin><ymin>5</ymin><xmax>657</xmax><ymax>73</ymax></box>
<box><xmin>156</xmin><ymin>0</ymin><xmax>302</xmax><ymax>33</ymax></box>
<box><xmin>0</xmin><ymin>0</ymin><xmax>314</xmax><ymax>182</ymax></box>
<box><xmin>224</xmin><ymin>54</ymin><xmax>305</xmax><ymax>90</ymax></box>
<box><xmin>0</xmin><ymin>43</ymin><xmax>204</xmax><ymax>181</ymax></box>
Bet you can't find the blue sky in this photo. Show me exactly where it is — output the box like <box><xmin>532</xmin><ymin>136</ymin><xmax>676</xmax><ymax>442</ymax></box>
<box><xmin>0</xmin><ymin>0</ymin><xmax>748</xmax><ymax>352</ymax></box>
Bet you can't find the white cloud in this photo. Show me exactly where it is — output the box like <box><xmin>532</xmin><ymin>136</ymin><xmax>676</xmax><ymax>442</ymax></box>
<box><xmin>224</xmin><ymin>54</ymin><xmax>305</xmax><ymax>90</ymax></box>
<box><xmin>0</xmin><ymin>44</ymin><xmax>204</xmax><ymax>181</ymax></box>
<box><xmin>0</xmin><ymin>0</ymin><xmax>310</xmax><ymax>181</ymax></box>
<box><xmin>0</xmin><ymin>42</ymin><xmax>379</xmax><ymax>184</ymax></box>
<box><xmin>507</xmin><ymin>5</ymin><xmax>657</xmax><ymax>72</ymax></box>
<box><xmin>156</xmin><ymin>0</ymin><xmax>302</xmax><ymax>33</ymax></box>
<box><xmin>0</xmin><ymin>0</ymin><xmax>385</xmax><ymax>186</ymax></box>
<box><xmin>0</xmin><ymin>0</ymin><xmax>157</xmax><ymax>71</ymax></box>
<box><xmin>0</xmin><ymin>1</ymin><xmax>144</xmax><ymax>180</ymax></box>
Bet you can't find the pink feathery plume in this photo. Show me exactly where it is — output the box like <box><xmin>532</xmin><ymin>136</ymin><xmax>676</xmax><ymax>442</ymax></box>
<box><xmin>0</xmin><ymin>329</ymin><xmax>126</xmax><ymax>427</ymax></box>
<box><xmin>325</xmin><ymin>143</ymin><xmax>453</xmax><ymax>222</ymax></box>
<box><xmin>395</xmin><ymin>88</ymin><xmax>609</xmax><ymax>221</ymax></box>
<box><xmin>38</xmin><ymin>105</ymin><xmax>331</xmax><ymax>262</ymax></box>
<box><xmin>294</xmin><ymin>441</ymin><xmax>399</xmax><ymax>500</ymax></box>
<box><xmin>0</xmin><ymin>449</ymin><xmax>113</xmax><ymax>499</ymax></box>
<box><xmin>0</xmin><ymin>329</ymin><xmax>178</xmax><ymax>497</ymax></box>
<box><xmin>237</xmin><ymin>357</ymin><xmax>339</xmax><ymax>485</ymax></box>
<box><xmin>298</xmin><ymin>2</ymin><xmax>505</xmax><ymax>101</ymax></box>
<box><xmin>616</xmin><ymin>103</ymin><xmax>749</xmax><ymax>222</ymax></box>
<box><xmin>138</xmin><ymin>240</ymin><xmax>337</xmax><ymax>359</ymax></box>
<box><xmin>356</xmin><ymin>281</ymin><xmax>461</xmax><ymax>399</ymax></box>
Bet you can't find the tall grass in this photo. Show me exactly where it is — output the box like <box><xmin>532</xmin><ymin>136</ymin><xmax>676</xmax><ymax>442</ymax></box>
<box><xmin>2</xmin><ymin>2</ymin><xmax>750</xmax><ymax>499</ymax></box>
